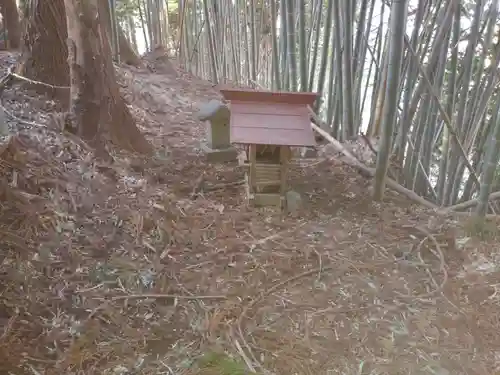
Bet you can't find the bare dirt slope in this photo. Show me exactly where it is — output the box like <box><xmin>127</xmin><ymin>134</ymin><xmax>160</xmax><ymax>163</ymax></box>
<box><xmin>0</xmin><ymin>51</ymin><xmax>499</xmax><ymax>375</ymax></box>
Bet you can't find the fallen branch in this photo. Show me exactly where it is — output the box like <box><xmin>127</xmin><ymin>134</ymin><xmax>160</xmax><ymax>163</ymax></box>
<box><xmin>360</xmin><ymin>132</ymin><xmax>378</xmax><ymax>155</ymax></box>
<box><xmin>87</xmin><ymin>293</ymin><xmax>227</xmax><ymax>320</ymax></box>
<box><xmin>190</xmin><ymin>173</ymin><xmax>205</xmax><ymax>199</ymax></box>
<box><xmin>308</xmin><ymin>109</ymin><xmax>438</xmax><ymax>210</ymax></box>
<box><xmin>441</xmin><ymin>191</ymin><xmax>500</xmax><ymax>213</ymax></box>
<box><xmin>109</xmin><ymin>293</ymin><xmax>227</xmax><ymax>301</ymax></box>
<box><xmin>205</xmin><ymin>179</ymin><xmax>245</xmax><ymax>192</ymax></box>
<box><xmin>395</xmin><ymin>225</ymin><xmax>448</xmax><ymax>300</ymax></box>
<box><xmin>312</xmin><ymin>120</ymin><xmax>500</xmax><ymax>217</ymax></box>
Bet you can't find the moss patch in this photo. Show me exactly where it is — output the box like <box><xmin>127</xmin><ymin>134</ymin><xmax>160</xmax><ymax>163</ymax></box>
<box><xmin>464</xmin><ymin>217</ymin><xmax>500</xmax><ymax>240</ymax></box>
<box><xmin>189</xmin><ymin>351</ymin><xmax>254</xmax><ymax>375</ymax></box>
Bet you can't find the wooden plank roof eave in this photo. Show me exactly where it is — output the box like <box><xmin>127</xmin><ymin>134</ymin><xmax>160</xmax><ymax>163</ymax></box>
<box><xmin>220</xmin><ymin>88</ymin><xmax>319</xmax><ymax>106</ymax></box>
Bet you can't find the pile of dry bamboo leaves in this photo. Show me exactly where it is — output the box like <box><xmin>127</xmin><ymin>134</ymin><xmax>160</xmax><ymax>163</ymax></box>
<box><xmin>0</xmin><ymin>52</ymin><xmax>499</xmax><ymax>375</ymax></box>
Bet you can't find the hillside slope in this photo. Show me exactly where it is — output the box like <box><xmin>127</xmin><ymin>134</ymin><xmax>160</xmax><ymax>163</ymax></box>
<box><xmin>0</xmin><ymin>51</ymin><xmax>498</xmax><ymax>375</ymax></box>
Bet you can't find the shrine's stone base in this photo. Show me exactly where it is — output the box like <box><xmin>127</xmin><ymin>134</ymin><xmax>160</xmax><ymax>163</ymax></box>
<box><xmin>300</xmin><ymin>147</ymin><xmax>318</xmax><ymax>158</ymax></box>
<box><xmin>201</xmin><ymin>142</ymin><xmax>238</xmax><ymax>163</ymax></box>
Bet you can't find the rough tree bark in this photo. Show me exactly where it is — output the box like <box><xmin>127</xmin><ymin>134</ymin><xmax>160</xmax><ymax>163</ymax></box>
<box><xmin>0</xmin><ymin>0</ymin><xmax>21</xmax><ymax>49</ymax></box>
<box><xmin>16</xmin><ymin>0</ymin><xmax>69</xmax><ymax>102</ymax></box>
<box><xmin>64</xmin><ymin>0</ymin><xmax>152</xmax><ymax>154</ymax></box>
<box><xmin>17</xmin><ymin>0</ymin><xmax>139</xmax><ymax>97</ymax></box>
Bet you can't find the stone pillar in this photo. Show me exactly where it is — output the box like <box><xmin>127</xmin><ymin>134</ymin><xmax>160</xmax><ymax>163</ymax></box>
<box><xmin>197</xmin><ymin>99</ymin><xmax>238</xmax><ymax>163</ymax></box>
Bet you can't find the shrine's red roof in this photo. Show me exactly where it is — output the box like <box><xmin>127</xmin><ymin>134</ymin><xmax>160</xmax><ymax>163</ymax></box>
<box><xmin>219</xmin><ymin>89</ymin><xmax>318</xmax><ymax>147</ymax></box>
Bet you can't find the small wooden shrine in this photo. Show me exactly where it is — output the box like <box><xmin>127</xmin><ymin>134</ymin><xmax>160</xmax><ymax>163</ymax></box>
<box><xmin>220</xmin><ymin>88</ymin><xmax>318</xmax><ymax>209</ymax></box>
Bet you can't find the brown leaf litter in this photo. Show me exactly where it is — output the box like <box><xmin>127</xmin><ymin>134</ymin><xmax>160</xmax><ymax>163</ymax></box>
<box><xmin>0</xmin><ymin>51</ymin><xmax>499</xmax><ymax>375</ymax></box>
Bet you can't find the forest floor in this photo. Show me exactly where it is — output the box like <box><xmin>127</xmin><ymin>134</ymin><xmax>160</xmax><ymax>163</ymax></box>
<box><xmin>1</xmin><ymin>50</ymin><xmax>500</xmax><ymax>375</ymax></box>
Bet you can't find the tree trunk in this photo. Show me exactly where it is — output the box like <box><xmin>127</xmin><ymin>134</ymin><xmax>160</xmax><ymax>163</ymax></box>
<box><xmin>118</xmin><ymin>25</ymin><xmax>141</xmax><ymax>65</ymax></box>
<box><xmin>98</xmin><ymin>0</ymin><xmax>141</xmax><ymax>66</ymax></box>
<box><xmin>17</xmin><ymin>0</ymin><xmax>139</xmax><ymax>99</ymax></box>
<box><xmin>64</xmin><ymin>0</ymin><xmax>152</xmax><ymax>155</ymax></box>
<box><xmin>127</xmin><ymin>15</ymin><xmax>138</xmax><ymax>53</ymax></box>
<box><xmin>0</xmin><ymin>0</ymin><xmax>20</xmax><ymax>49</ymax></box>
<box><xmin>16</xmin><ymin>0</ymin><xmax>69</xmax><ymax>103</ymax></box>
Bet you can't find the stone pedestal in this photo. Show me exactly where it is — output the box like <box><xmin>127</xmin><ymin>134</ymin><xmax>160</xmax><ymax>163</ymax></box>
<box><xmin>300</xmin><ymin>147</ymin><xmax>318</xmax><ymax>158</ymax></box>
<box><xmin>200</xmin><ymin>142</ymin><xmax>238</xmax><ymax>163</ymax></box>
<box><xmin>197</xmin><ymin>100</ymin><xmax>237</xmax><ymax>163</ymax></box>
<box><xmin>285</xmin><ymin>190</ymin><xmax>303</xmax><ymax>216</ymax></box>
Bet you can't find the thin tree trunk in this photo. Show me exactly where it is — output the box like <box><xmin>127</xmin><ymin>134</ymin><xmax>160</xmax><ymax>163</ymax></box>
<box><xmin>127</xmin><ymin>15</ymin><xmax>138</xmax><ymax>52</ymax></box>
<box><xmin>476</xmin><ymin>94</ymin><xmax>500</xmax><ymax>217</ymax></box>
<box><xmin>297</xmin><ymin>0</ymin><xmax>307</xmax><ymax>91</ymax></box>
<box><xmin>373</xmin><ymin>0</ymin><xmax>408</xmax><ymax>200</ymax></box>
<box><xmin>315</xmin><ymin>0</ymin><xmax>333</xmax><ymax>112</ymax></box>
<box><xmin>108</xmin><ymin>0</ymin><xmax>119</xmax><ymax>61</ymax></box>
<box><xmin>341</xmin><ymin>0</ymin><xmax>355</xmax><ymax>136</ymax></box>
<box><xmin>138</xmin><ymin>0</ymin><xmax>149</xmax><ymax>52</ymax></box>
<box><xmin>270</xmin><ymin>0</ymin><xmax>280</xmax><ymax>90</ymax></box>
<box><xmin>285</xmin><ymin>0</ymin><xmax>297</xmax><ymax>91</ymax></box>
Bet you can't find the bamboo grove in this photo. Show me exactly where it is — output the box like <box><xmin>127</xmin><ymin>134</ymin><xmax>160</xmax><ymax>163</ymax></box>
<box><xmin>117</xmin><ymin>0</ymin><xmax>500</xmax><ymax>217</ymax></box>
